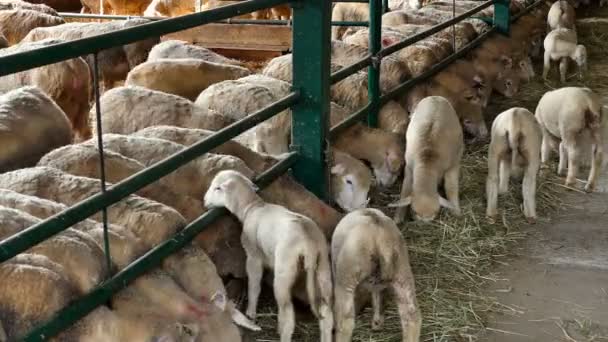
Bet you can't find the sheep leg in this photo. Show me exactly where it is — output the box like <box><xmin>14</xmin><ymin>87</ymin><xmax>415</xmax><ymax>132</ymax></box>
<box><xmin>274</xmin><ymin>266</ymin><xmax>298</xmax><ymax>342</ymax></box>
<box><xmin>394</xmin><ymin>166</ymin><xmax>413</xmax><ymax>224</ymax></box>
<box><xmin>392</xmin><ymin>251</ymin><xmax>422</xmax><ymax>342</ymax></box>
<box><xmin>499</xmin><ymin>157</ymin><xmax>511</xmax><ymax>194</ymax></box>
<box><xmin>540</xmin><ymin>127</ymin><xmax>554</xmax><ymax>166</ymax></box>
<box><xmin>522</xmin><ymin>158</ymin><xmax>539</xmax><ymax>222</ymax></box>
<box><xmin>334</xmin><ymin>286</ymin><xmax>356</xmax><ymax>342</ymax></box>
<box><xmin>245</xmin><ymin>254</ymin><xmax>264</xmax><ymax>320</ymax></box>
<box><xmin>558</xmin><ymin>141</ymin><xmax>568</xmax><ymax>176</ymax></box>
<box><xmin>559</xmin><ymin>58</ymin><xmax>568</xmax><ymax>83</ymax></box>
<box><xmin>585</xmin><ymin>133</ymin><xmax>603</xmax><ymax>193</ymax></box>
<box><xmin>444</xmin><ymin>164</ymin><xmax>461</xmax><ymax>216</ymax></box>
<box><xmin>315</xmin><ymin>256</ymin><xmax>335</xmax><ymax>342</ymax></box>
<box><xmin>542</xmin><ymin>50</ymin><xmax>551</xmax><ymax>80</ymax></box>
<box><xmin>371</xmin><ymin>288</ymin><xmax>384</xmax><ymax>330</ymax></box>
<box><xmin>486</xmin><ymin>143</ymin><xmax>502</xmax><ymax>219</ymax></box>
<box><xmin>563</xmin><ymin>136</ymin><xmax>580</xmax><ymax>187</ymax></box>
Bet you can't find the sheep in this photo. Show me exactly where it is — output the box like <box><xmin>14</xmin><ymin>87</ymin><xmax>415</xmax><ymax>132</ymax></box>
<box><xmin>204</xmin><ymin>170</ymin><xmax>334</xmax><ymax>342</ymax></box>
<box><xmin>0</xmin><ymin>42</ymin><xmax>91</xmax><ymax>141</ymax></box>
<box><xmin>131</xmin><ymin>125</ymin><xmax>344</xmax><ymax>236</ymax></box>
<box><xmin>329</xmin><ymin>149</ymin><xmax>373</xmax><ymax>212</ymax></box>
<box><xmin>0</xmin><ymin>206</ymin><xmax>109</xmax><ymax>293</ymax></box>
<box><xmin>199</xmin><ymin>75</ymin><xmax>405</xmax><ymax>187</ymax></box>
<box><xmin>542</xmin><ymin>28</ymin><xmax>587</xmax><ymax>83</ymax></box>
<box><xmin>0</xmin><ymin>9</ymin><xmax>64</xmax><ymax>45</ymax></box>
<box><xmin>37</xmin><ymin>143</ymin><xmax>205</xmax><ymax>222</ymax></box>
<box><xmin>0</xmin><ymin>189</ymin><xmax>145</xmax><ymax>270</ymax></box>
<box><xmin>471</xmin><ymin>33</ymin><xmax>537</xmax><ymax>83</ymax></box>
<box><xmin>147</xmin><ymin>39</ymin><xmax>246</xmax><ymax>67</ymax></box>
<box><xmin>390</xmin><ymin>96</ymin><xmax>464</xmax><ymax>223</ymax></box>
<box><xmin>23</xmin><ymin>19</ymin><xmax>159</xmax><ymax>90</ymax></box>
<box><xmin>0</xmin><ymin>86</ymin><xmax>73</xmax><ymax>173</ymax></box>
<box><xmin>0</xmin><ymin>166</ymin><xmax>186</xmax><ymax>250</ymax></box>
<box><xmin>0</xmin><ymin>0</ymin><xmax>59</xmax><ymax>16</ymax></box>
<box><xmin>125</xmin><ymin>58</ymin><xmax>251</xmax><ymax>101</ymax></box>
<box><xmin>331</xmin><ymin>3</ymin><xmax>370</xmax><ymax>41</ymax></box>
<box><xmin>93</xmin><ymin>86</ymin><xmax>231</xmax><ymax>135</ymax></box>
<box><xmin>535</xmin><ymin>87</ymin><xmax>604</xmax><ymax>192</ymax></box>
<box><xmin>486</xmin><ymin>108</ymin><xmax>542</xmax><ymax>223</ymax></box>
<box><xmin>548</xmin><ymin>0</ymin><xmax>576</xmax><ymax>30</ymax></box>
<box><xmin>332</xmin><ymin>208</ymin><xmax>421</xmax><ymax>342</ymax></box>
<box><xmin>261</xmin><ymin>54</ymin><xmax>410</xmax><ymax>134</ymax></box>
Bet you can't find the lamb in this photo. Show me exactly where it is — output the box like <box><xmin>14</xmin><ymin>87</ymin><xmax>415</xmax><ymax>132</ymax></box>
<box><xmin>0</xmin><ymin>86</ymin><xmax>73</xmax><ymax>173</ymax></box>
<box><xmin>0</xmin><ymin>206</ymin><xmax>109</xmax><ymax>293</ymax></box>
<box><xmin>486</xmin><ymin>108</ymin><xmax>542</xmax><ymax>223</ymax></box>
<box><xmin>547</xmin><ymin>0</ymin><xmax>576</xmax><ymax>31</ymax></box>
<box><xmin>332</xmin><ymin>208</ymin><xmax>421</xmax><ymax>342</ymax></box>
<box><xmin>0</xmin><ymin>42</ymin><xmax>91</xmax><ymax>141</ymax></box>
<box><xmin>542</xmin><ymin>28</ymin><xmax>587</xmax><ymax>83</ymax></box>
<box><xmin>329</xmin><ymin>149</ymin><xmax>373</xmax><ymax>212</ymax></box>
<box><xmin>0</xmin><ymin>9</ymin><xmax>64</xmax><ymax>45</ymax></box>
<box><xmin>0</xmin><ymin>0</ymin><xmax>59</xmax><ymax>16</ymax></box>
<box><xmin>125</xmin><ymin>58</ymin><xmax>251</xmax><ymax>101</ymax></box>
<box><xmin>204</xmin><ymin>170</ymin><xmax>334</xmax><ymax>342</ymax></box>
<box><xmin>37</xmin><ymin>144</ymin><xmax>205</xmax><ymax>222</ymax></box>
<box><xmin>93</xmin><ymin>86</ymin><xmax>231</xmax><ymax>135</ymax></box>
<box><xmin>535</xmin><ymin>87</ymin><xmax>604</xmax><ymax>192</ymax></box>
<box><xmin>0</xmin><ymin>166</ymin><xmax>186</xmax><ymax>250</ymax></box>
<box><xmin>390</xmin><ymin>96</ymin><xmax>464</xmax><ymax>223</ymax></box>
<box><xmin>131</xmin><ymin>125</ymin><xmax>344</xmax><ymax>236</ymax></box>
<box><xmin>147</xmin><ymin>39</ymin><xmax>246</xmax><ymax>67</ymax></box>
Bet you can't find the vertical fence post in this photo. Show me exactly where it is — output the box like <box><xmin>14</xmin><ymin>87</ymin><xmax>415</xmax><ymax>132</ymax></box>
<box><xmin>382</xmin><ymin>0</ymin><xmax>389</xmax><ymax>13</ymax></box>
<box><xmin>367</xmin><ymin>0</ymin><xmax>381</xmax><ymax>127</ymax></box>
<box><xmin>291</xmin><ymin>0</ymin><xmax>331</xmax><ymax>200</ymax></box>
<box><xmin>493</xmin><ymin>0</ymin><xmax>511</xmax><ymax>35</ymax></box>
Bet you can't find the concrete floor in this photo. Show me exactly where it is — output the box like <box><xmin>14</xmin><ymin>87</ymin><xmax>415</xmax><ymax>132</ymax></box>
<box><xmin>481</xmin><ymin>172</ymin><xmax>608</xmax><ymax>341</ymax></box>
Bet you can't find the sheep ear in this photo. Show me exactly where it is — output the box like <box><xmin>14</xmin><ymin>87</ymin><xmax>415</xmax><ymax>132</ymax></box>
<box><xmin>500</xmin><ymin>55</ymin><xmax>513</xmax><ymax>69</ymax></box>
<box><xmin>438</xmin><ymin>196</ymin><xmax>455</xmax><ymax>210</ymax></box>
<box><xmin>388</xmin><ymin>196</ymin><xmax>411</xmax><ymax>207</ymax></box>
<box><xmin>331</xmin><ymin>164</ymin><xmax>346</xmax><ymax>175</ymax></box>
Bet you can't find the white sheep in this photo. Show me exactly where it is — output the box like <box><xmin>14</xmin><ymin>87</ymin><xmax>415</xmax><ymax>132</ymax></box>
<box><xmin>0</xmin><ymin>166</ymin><xmax>186</xmax><ymax>250</ymax></box>
<box><xmin>486</xmin><ymin>108</ymin><xmax>542</xmax><ymax>223</ymax></box>
<box><xmin>125</xmin><ymin>58</ymin><xmax>251</xmax><ymax>101</ymax></box>
<box><xmin>0</xmin><ymin>86</ymin><xmax>72</xmax><ymax>173</ymax></box>
<box><xmin>332</xmin><ymin>208</ymin><xmax>421</xmax><ymax>342</ymax></box>
<box><xmin>390</xmin><ymin>96</ymin><xmax>464</xmax><ymax>223</ymax></box>
<box><xmin>542</xmin><ymin>28</ymin><xmax>587</xmax><ymax>83</ymax></box>
<box><xmin>204</xmin><ymin>170</ymin><xmax>334</xmax><ymax>342</ymax></box>
<box><xmin>535</xmin><ymin>87</ymin><xmax>604</xmax><ymax>192</ymax></box>
<box><xmin>547</xmin><ymin>0</ymin><xmax>576</xmax><ymax>31</ymax></box>
<box><xmin>94</xmin><ymin>86</ymin><xmax>231</xmax><ymax>135</ymax></box>
<box><xmin>147</xmin><ymin>39</ymin><xmax>247</xmax><ymax>68</ymax></box>
<box><xmin>330</xmin><ymin>149</ymin><xmax>373</xmax><ymax>212</ymax></box>
<box><xmin>0</xmin><ymin>8</ymin><xmax>64</xmax><ymax>45</ymax></box>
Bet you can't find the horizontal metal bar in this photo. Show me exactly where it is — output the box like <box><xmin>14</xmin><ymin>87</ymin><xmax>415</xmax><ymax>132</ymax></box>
<box><xmin>22</xmin><ymin>152</ymin><xmax>299</xmax><ymax>341</ymax></box>
<box><xmin>331</xmin><ymin>20</ymin><xmax>369</xmax><ymax>26</ymax></box>
<box><xmin>0</xmin><ymin>0</ymin><xmax>289</xmax><ymax>77</ymax></box>
<box><xmin>0</xmin><ymin>92</ymin><xmax>300</xmax><ymax>263</ymax></box>
<box><xmin>58</xmin><ymin>12</ymin><xmax>164</xmax><ymax>20</ymax></box>
<box><xmin>379</xmin><ymin>26</ymin><xmax>496</xmax><ymax>105</ymax></box>
<box><xmin>330</xmin><ymin>55</ymin><xmax>372</xmax><ymax>84</ymax></box>
<box><xmin>511</xmin><ymin>0</ymin><xmax>543</xmax><ymax>22</ymax></box>
<box><xmin>378</xmin><ymin>0</ymin><xmax>493</xmax><ymax>58</ymax></box>
<box><xmin>329</xmin><ymin>103</ymin><xmax>370</xmax><ymax>137</ymax></box>
<box><xmin>332</xmin><ymin>0</ymin><xmax>369</xmax><ymax>2</ymax></box>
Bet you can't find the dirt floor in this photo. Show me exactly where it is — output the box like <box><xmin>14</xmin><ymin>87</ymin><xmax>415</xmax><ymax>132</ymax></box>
<box><xmin>479</xmin><ymin>5</ymin><xmax>608</xmax><ymax>342</ymax></box>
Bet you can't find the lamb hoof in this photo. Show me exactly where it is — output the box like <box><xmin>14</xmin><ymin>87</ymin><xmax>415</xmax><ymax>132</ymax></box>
<box><xmin>558</xmin><ymin>169</ymin><xmax>567</xmax><ymax>177</ymax></box>
<box><xmin>371</xmin><ymin>316</ymin><xmax>385</xmax><ymax>331</ymax></box>
<box><xmin>584</xmin><ymin>183</ymin><xmax>595</xmax><ymax>193</ymax></box>
<box><xmin>526</xmin><ymin>216</ymin><xmax>537</xmax><ymax>224</ymax></box>
<box><xmin>486</xmin><ymin>215</ymin><xmax>496</xmax><ymax>224</ymax></box>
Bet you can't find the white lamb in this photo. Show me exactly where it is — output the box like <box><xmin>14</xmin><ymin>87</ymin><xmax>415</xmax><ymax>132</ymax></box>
<box><xmin>535</xmin><ymin>87</ymin><xmax>604</xmax><ymax>192</ymax></box>
<box><xmin>542</xmin><ymin>28</ymin><xmax>587</xmax><ymax>83</ymax></box>
<box><xmin>204</xmin><ymin>170</ymin><xmax>334</xmax><ymax>342</ymax></box>
<box><xmin>332</xmin><ymin>208</ymin><xmax>421</xmax><ymax>342</ymax></box>
<box><xmin>390</xmin><ymin>96</ymin><xmax>464</xmax><ymax>223</ymax></box>
<box><xmin>486</xmin><ymin>108</ymin><xmax>542</xmax><ymax>223</ymax></box>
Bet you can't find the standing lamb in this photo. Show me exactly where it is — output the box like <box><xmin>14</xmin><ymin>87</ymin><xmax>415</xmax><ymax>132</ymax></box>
<box><xmin>204</xmin><ymin>170</ymin><xmax>334</xmax><ymax>342</ymax></box>
<box><xmin>486</xmin><ymin>108</ymin><xmax>542</xmax><ymax>223</ymax></box>
<box><xmin>332</xmin><ymin>208</ymin><xmax>421</xmax><ymax>342</ymax></box>
<box><xmin>547</xmin><ymin>0</ymin><xmax>576</xmax><ymax>31</ymax></box>
<box><xmin>0</xmin><ymin>42</ymin><xmax>91</xmax><ymax>141</ymax></box>
<box><xmin>390</xmin><ymin>96</ymin><xmax>464</xmax><ymax>223</ymax></box>
<box><xmin>0</xmin><ymin>86</ymin><xmax>72</xmax><ymax>173</ymax></box>
<box><xmin>535</xmin><ymin>87</ymin><xmax>604</xmax><ymax>192</ymax></box>
<box><xmin>543</xmin><ymin>28</ymin><xmax>587</xmax><ymax>83</ymax></box>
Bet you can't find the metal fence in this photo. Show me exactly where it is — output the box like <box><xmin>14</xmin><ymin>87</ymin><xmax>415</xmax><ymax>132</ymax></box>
<box><xmin>0</xmin><ymin>0</ymin><xmax>543</xmax><ymax>339</ymax></box>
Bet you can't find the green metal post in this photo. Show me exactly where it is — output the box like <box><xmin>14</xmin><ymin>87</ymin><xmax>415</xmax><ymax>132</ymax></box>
<box><xmin>367</xmin><ymin>0</ymin><xmax>381</xmax><ymax>127</ymax></box>
<box><xmin>290</xmin><ymin>0</ymin><xmax>331</xmax><ymax>200</ymax></box>
<box><xmin>493</xmin><ymin>0</ymin><xmax>510</xmax><ymax>35</ymax></box>
<box><xmin>382</xmin><ymin>0</ymin><xmax>389</xmax><ymax>13</ymax></box>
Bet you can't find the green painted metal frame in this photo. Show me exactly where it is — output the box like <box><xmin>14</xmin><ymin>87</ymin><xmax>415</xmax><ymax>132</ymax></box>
<box><xmin>290</xmin><ymin>0</ymin><xmax>332</xmax><ymax>200</ymax></box>
<box><xmin>367</xmin><ymin>0</ymin><xmax>382</xmax><ymax>127</ymax></box>
<box><xmin>494</xmin><ymin>0</ymin><xmax>511</xmax><ymax>34</ymax></box>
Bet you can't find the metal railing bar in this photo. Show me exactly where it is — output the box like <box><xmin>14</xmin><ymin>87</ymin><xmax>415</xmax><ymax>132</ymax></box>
<box><xmin>329</xmin><ymin>103</ymin><xmax>370</xmax><ymax>137</ymax></box>
<box><xmin>22</xmin><ymin>152</ymin><xmax>299</xmax><ymax>341</ymax></box>
<box><xmin>377</xmin><ymin>0</ymin><xmax>493</xmax><ymax>59</ymax></box>
<box><xmin>0</xmin><ymin>91</ymin><xmax>300</xmax><ymax>262</ymax></box>
<box><xmin>511</xmin><ymin>0</ymin><xmax>543</xmax><ymax>22</ymax></box>
<box><xmin>0</xmin><ymin>0</ymin><xmax>289</xmax><ymax>77</ymax></box>
<box><xmin>330</xmin><ymin>55</ymin><xmax>372</xmax><ymax>84</ymax></box>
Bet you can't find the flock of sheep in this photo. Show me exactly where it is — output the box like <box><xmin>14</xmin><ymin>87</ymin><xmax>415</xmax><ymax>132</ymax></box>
<box><xmin>0</xmin><ymin>0</ymin><xmax>606</xmax><ymax>341</ymax></box>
